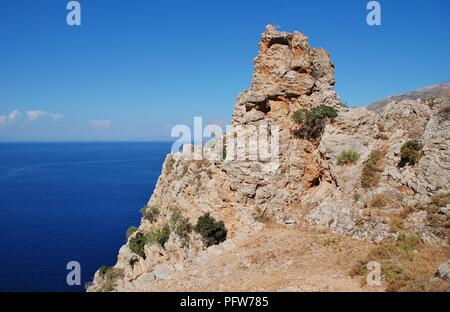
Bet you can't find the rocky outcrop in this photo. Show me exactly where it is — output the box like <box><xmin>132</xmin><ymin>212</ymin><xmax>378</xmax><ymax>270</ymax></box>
<box><xmin>88</xmin><ymin>25</ymin><xmax>450</xmax><ymax>292</ymax></box>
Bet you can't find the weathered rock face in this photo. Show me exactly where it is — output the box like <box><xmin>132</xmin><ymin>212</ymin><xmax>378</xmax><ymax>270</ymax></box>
<box><xmin>88</xmin><ymin>25</ymin><xmax>450</xmax><ymax>292</ymax></box>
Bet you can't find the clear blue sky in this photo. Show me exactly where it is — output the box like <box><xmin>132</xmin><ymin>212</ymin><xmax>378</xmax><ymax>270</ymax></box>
<box><xmin>0</xmin><ymin>0</ymin><xmax>449</xmax><ymax>141</ymax></box>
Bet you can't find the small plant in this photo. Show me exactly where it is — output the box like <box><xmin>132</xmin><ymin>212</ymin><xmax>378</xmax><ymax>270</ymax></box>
<box><xmin>292</xmin><ymin>105</ymin><xmax>339</xmax><ymax>139</ymax></box>
<box><xmin>361</xmin><ymin>149</ymin><xmax>385</xmax><ymax>189</ymax></box>
<box><xmin>323</xmin><ymin>238</ymin><xmax>336</xmax><ymax>246</ymax></box>
<box><xmin>339</xmin><ymin>101</ymin><xmax>349</xmax><ymax>108</ymax></box>
<box><xmin>170</xmin><ymin>210</ymin><xmax>192</xmax><ymax>242</ymax></box>
<box><xmin>396</xmin><ymin>232</ymin><xmax>421</xmax><ymax>256</ymax></box>
<box><xmin>353</xmin><ymin>192</ymin><xmax>361</xmax><ymax>203</ymax></box>
<box><xmin>128</xmin><ymin>232</ymin><xmax>147</xmax><ymax>259</ymax></box>
<box><xmin>102</xmin><ymin>267</ymin><xmax>124</xmax><ymax>292</ymax></box>
<box><xmin>126</xmin><ymin>226</ymin><xmax>138</xmax><ymax>239</ymax></box>
<box><xmin>99</xmin><ymin>266</ymin><xmax>110</xmax><ymax>276</ymax></box>
<box><xmin>399</xmin><ymin>140</ymin><xmax>423</xmax><ymax>167</ymax></box>
<box><xmin>194</xmin><ymin>212</ymin><xmax>227</xmax><ymax>247</ymax></box>
<box><xmin>169</xmin><ymin>209</ymin><xmax>182</xmax><ymax>226</ymax></box>
<box><xmin>141</xmin><ymin>205</ymin><xmax>159</xmax><ymax>222</ymax></box>
<box><xmin>337</xmin><ymin>149</ymin><xmax>360</xmax><ymax>165</ymax></box>
<box><xmin>369</xmin><ymin>193</ymin><xmax>388</xmax><ymax>208</ymax></box>
<box><xmin>145</xmin><ymin>225</ymin><xmax>171</xmax><ymax>248</ymax></box>
<box><xmin>253</xmin><ymin>207</ymin><xmax>270</xmax><ymax>223</ymax></box>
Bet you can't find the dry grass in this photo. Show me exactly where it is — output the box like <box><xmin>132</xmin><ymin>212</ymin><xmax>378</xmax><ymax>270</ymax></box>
<box><xmin>361</xmin><ymin>148</ymin><xmax>386</xmax><ymax>189</ymax></box>
<box><xmin>424</xmin><ymin>192</ymin><xmax>450</xmax><ymax>240</ymax></box>
<box><xmin>369</xmin><ymin>193</ymin><xmax>389</xmax><ymax>208</ymax></box>
<box><xmin>350</xmin><ymin>233</ymin><xmax>450</xmax><ymax>292</ymax></box>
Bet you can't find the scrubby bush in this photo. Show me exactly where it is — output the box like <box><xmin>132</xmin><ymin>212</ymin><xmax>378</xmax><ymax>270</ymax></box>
<box><xmin>102</xmin><ymin>267</ymin><xmax>124</xmax><ymax>292</ymax></box>
<box><xmin>145</xmin><ymin>225</ymin><xmax>171</xmax><ymax>247</ymax></box>
<box><xmin>194</xmin><ymin>212</ymin><xmax>227</xmax><ymax>247</ymax></box>
<box><xmin>292</xmin><ymin>105</ymin><xmax>338</xmax><ymax>125</ymax></box>
<box><xmin>399</xmin><ymin>140</ymin><xmax>423</xmax><ymax>167</ymax></box>
<box><xmin>126</xmin><ymin>226</ymin><xmax>138</xmax><ymax>239</ymax></box>
<box><xmin>169</xmin><ymin>209</ymin><xmax>182</xmax><ymax>226</ymax></box>
<box><xmin>292</xmin><ymin>105</ymin><xmax>339</xmax><ymax>138</ymax></box>
<box><xmin>99</xmin><ymin>266</ymin><xmax>110</xmax><ymax>276</ymax></box>
<box><xmin>170</xmin><ymin>210</ymin><xmax>192</xmax><ymax>241</ymax></box>
<box><xmin>361</xmin><ymin>149</ymin><xmax>385</xmax><ymax>189</ymax></box>
<box><xmin>141</xmin><ymin>205</ymin><xmax>159</xmax><ymax>222</ymax></box>
<box><xmin>98</xmin><ymin>266</ymin><xmax>124</xmax><ymax>292</ymax></box>
<box><xmin>128</xmin><ymin>232</ymin><xmax>147</xmax><ymax>259</ymax></box>
<box><xmin>396</xmin><ymin>232</ymin><xmax>422</xmax><ymax>255</ymax></box>
<box><xmin>369</xmin><ymin>193</ymin><xmax>388</xmax><ymax>208</ymax></box>
<box><xmin>353</xmin><ymin>193</ymin><xmax>361</xmax><ymax>203</ymax></box>
<box><xmin>337</xmin><ymin>149</ymin><xmax>360</xmax><ymax>165</ymax></box>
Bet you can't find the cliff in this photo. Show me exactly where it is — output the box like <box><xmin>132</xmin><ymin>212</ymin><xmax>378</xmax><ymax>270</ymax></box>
<box><xmin>88</xmin><ymin>26</ymin><xmax>450</xmax><ymax>292</ymax></box>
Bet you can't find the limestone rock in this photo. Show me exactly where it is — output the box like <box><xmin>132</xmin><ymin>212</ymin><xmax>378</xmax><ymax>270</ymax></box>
<box><xmin>88</xmin><ymin>25</ymin><xmax>450</xmax><ymax>292</ymax></box>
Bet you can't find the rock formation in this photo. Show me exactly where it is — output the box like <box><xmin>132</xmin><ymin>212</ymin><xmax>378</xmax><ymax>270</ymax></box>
<box><xmin>88</xmin><ymin>25</ymin><xmax>449</xmax><ymax>292</ymax></box>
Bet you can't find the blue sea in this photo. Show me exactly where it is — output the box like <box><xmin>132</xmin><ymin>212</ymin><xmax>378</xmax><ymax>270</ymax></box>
<box><xmin>0</xmin><ymin>142</ymin><xmax>171</xmax><ymax>291</ymax></box>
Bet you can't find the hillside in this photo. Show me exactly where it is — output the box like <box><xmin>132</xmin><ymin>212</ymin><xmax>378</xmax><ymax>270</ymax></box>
<box><xmin>88</xmin><ymin>25</ymin><xmax>450</xmax><ymax>292</ymax></box>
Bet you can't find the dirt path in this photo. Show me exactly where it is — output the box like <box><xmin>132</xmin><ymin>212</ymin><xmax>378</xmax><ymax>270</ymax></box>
<box><xmin>137</xmin><ymin>225</ymin><xmax>378</xmax><ymax>291</ymax></box>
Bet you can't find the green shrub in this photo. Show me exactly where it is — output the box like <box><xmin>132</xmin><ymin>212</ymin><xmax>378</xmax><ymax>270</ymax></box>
<box><xmin>361</xmin><ymin>149</ymin><xmax>385</xmax><ymax>189</ymax></box>
<box><xmin>292</xmin><ymin>105</ymin><xmax>339</xmax><ymax>138</ymax></box>
<box><xmin>194</xmin><ymin>212</ymin><xmax>227</xmax><ymax>247</ymax></box>
<box><xmin>128</xmin><ymin>232</ymin><xmax>147</xmax><ymax>259</ymax></box>
<box><xmin>169</xmin><ymin>209</ymin><xmax>182</xmax><ymax>226</ymax></box>
<box><xmin>126</xmin><ymin>226</ymin><xmax>138</xmax><ymax>239</ymax></box>
<box><xmin>145</xmin><ymin>225</ymin><xmax>171</xmax><ymax>247</ymax></box>
<box><xmin>337</xmin><ymin>149</ymin><xmax>360</xmax><ymax>165</ymax></box>
<box><xmin>292</xmin><ymin>105</ymin><xmax>338</xmax><ymax>125</ymax></box>
<box><xmin>353</xmin><ymin>193</ymin><xmax>361</xmax><ymax>203</ymax></box>
<box><xmin>396</xmin><ymin>232</ymin><xmax>422</xmax><ymax>255</ymax></box>
<box><xmin>99</xmin><ymin>266</ymin><xmax>110</xmax><ymax>276</ymax></box>
<box><xmin>141</xmin><ymin>205</ymin><xmax>159</xmax><ymax>222</ymax></box>
<box><xmin>322</xmin><ymin>238</ymin><xmax>336</xmax><ymax>246</ymax></box>
<box><xmin>102</xmin><ymin>267</ymin><xmax>124</xmax><ymax>292</ymax></box>
<box><xmin>399</xmin><ymin>140</ymin><xmax>423</xmax><ymax>167</ymax></box>
<box><xmin>170</xmin><ymin>210</ymin><xmax>192</xmax><ymax>240</ymax></box>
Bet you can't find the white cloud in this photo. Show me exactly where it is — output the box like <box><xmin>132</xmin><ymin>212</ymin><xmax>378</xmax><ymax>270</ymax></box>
<box><xmin>89</xmin><ymin>120</ymin><xmax>112</xmax><ymax>130</ymax></box>
<box><xmin>0</xmin><ymin>110</ymin><xmax>21</xmax><ymax>127</ymax></box>
<box><xmin>26</xmin><ymin>110</ymin><xmax>63</xmax><ymax>121</ymax></box>
<box><xmin>8</xmin><ymin>110</ymin><xmax>21</xmax><ymax>121</ymax></box>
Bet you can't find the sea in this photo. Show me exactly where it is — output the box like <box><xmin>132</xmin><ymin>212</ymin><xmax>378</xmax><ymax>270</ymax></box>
<box><xmin>0</xmin><ymin>142</ymin><xmax>171</xmax><ymax>291</ymax></box>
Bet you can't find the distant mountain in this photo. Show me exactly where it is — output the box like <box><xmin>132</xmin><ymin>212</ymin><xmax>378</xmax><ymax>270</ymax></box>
<box><xmin>367</xmin><ymin>83</ymin><xmax>450</xmax><ymax>113</ymax></box>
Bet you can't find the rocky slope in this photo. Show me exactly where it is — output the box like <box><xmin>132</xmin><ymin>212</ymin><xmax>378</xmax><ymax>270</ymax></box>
<box><xmin>88</xmin><ymin>25</ymin><xmax>449</xmax><ymax>292</ymax></box>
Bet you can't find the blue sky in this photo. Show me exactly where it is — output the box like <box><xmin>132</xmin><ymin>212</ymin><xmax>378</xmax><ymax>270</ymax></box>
<box><xmin>0</xmin><ymin>0</ymin><xmax>449</xmax><ymax>141</ymax></box>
